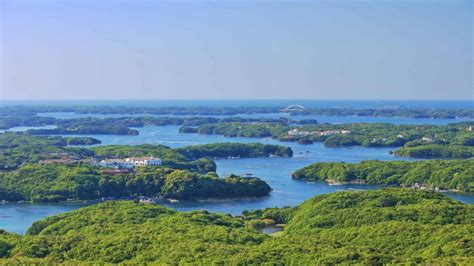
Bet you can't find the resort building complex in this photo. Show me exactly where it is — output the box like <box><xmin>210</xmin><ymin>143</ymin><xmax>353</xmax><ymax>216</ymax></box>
<box><xmin>287</xmin><ymin>128</ymin><xmax>352</xmax><ymax>137</ymax></box>
<box><xmin>99</xmin><ymin>157</ymin><xmax>162</xmax><ymax>169</ymax></box>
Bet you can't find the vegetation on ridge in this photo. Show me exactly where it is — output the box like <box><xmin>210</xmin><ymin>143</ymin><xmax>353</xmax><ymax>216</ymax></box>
<box><xmin>292</xmin><ymin>159</ymin><xmax>474</xmax><ymax>192</ymax></box>
<box><xmin>0</xmin><ymin>189</ymin><xmax>472</xmax><ymax>264</ymax></box>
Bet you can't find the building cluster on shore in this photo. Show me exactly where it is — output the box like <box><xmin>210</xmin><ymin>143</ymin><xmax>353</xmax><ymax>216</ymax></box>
<box><xmin>287</xmin><ymin>128</ymin><xmax>351</xmax><ymax>137</ymax></box>
<box><xmin>39</xmin><ymin>154</ymin><xmax>162</xmax><ymax>170</ymax></box>
<box><xmin>422</xmin><ymin>137</ymin><xmax>433</xmax><ymax>142</ymax></box>
<box><xmin>97</xmin><ymin>156</ymin><xmax>162</xmax><ymax>169</ymax></box>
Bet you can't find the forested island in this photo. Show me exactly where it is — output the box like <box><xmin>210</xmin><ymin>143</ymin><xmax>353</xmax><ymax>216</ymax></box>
<box><xmin>1</xmin><ymin>105</ymin><xmax>473</xmax><ymax>119</ymax></box>
<box><xmin>65</xmin><ymin>137</ymin><xmax>101</xmax><ymax>145</ymax></box>
<box><xmin>28</xmin><ymin>126</ymin><xmax>140</xmax><ymax>135</ymax></box>
<box><xmin>292</xmin><ymin>159</ymin><xmax>474</xmax><ymax>192</ymax></box>
<box><xmin>1</xmin><ymin>189</ymin><xmax>472</xmax><ymax>264</ymax></box>
<box><xmin>0</xmin><ymin>164</ymin><xmax>271</xmax><ymax>202</ymax></box>
<box><xmin>0</xmin><ymin>114</ymin><xmax>308</xmax><ymax>132</ymax></box>
<box><xmin>0</xmin><ymin>133</ymin><xmax>298</xmax><ymax>201</ymax></box>
<box><xmin>394</xmin><ymin>144</ymin><xmax>474</xmax><ymax>158</ymax></box>
<box><xmin>182</xmin><ymin>122</ymin><xmax>474</xmax><ymax>158</ymax></box>
<box><xmin>175</xmin><ymin>142</ymin><xmax>293</xmax><ymax>159</ymax></box>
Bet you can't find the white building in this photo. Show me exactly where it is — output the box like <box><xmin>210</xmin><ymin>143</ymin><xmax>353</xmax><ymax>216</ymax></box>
<box><xmin>99</xmin><ymin>159</ymin><xmax>134</xmax><ymax>169</ymax></box>
<box><xmin>288</xmin><ymin>129</ymin><xmax>352</xmax><ymax>137</ymax></box>
<box><xmin>321</xmin><ymin>130</ymin><xmax>340</xmax><ymax>136</ymax></box>
<box><xmin>99</xmin><ymin>156</ymin><xmax>162</xmax><ymax>169</ymax></box>
<box><xmin>287</xmin><ymin>129</ymin><xmax>312</xmax><ymax>136</ymax></box>
<box><xmin>126</xmin><ymin>157</ymin><xmax>162</xmax><ymax>166</ymax></box>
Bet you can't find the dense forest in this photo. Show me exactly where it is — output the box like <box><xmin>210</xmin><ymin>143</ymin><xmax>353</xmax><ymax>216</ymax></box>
<box><xmin>292</xmin><ymin>159</ymin><xmax>474</xmax><ymax>192</ymax></box>
<box><xmin>0</xmin><ymin>189</ymin><xmax>472</xmax><ymax>264</ymax></box>
<box><xmin>0</xmin><ymin>164</ymin><xmax>271</xmax><ymax>202</ymax></box>
<box><xmin>65</xmin><ymin>137</ymin><xmax>101</xmax><ymax>145</ymax></box>
<box><xmin>394</xmin><ymin>144</ymin><xmax>474</xmax><ymax>158</ymax></box>
<box><xmin>175</xmin><ymin>142</ymin><xmax>293</xmax><ymax>159</ymax></box>
<box><xmin>0</xmin><ymin>133</ymin><xmax>97</xmax><ymax>170</ymax></box>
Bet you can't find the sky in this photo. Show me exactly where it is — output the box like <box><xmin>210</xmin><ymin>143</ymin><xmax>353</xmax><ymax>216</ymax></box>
<box><xmin>0</xmin><ymin>0</ymin><xmax>472</xmax><ymax>100</ymax></box>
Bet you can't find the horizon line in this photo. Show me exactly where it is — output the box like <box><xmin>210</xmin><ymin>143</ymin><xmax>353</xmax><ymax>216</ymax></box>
<box><xmin>1</xmin><ymin>98</ymin><xmax>473</xmax><ymax>102</ymax></box>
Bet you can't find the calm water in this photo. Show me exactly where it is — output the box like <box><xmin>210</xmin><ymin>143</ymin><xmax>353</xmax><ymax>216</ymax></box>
<box><xmin>1</xmin><ymin>113</ymin><xmax>473</xmax><ymax>234</ymax></box>
<box><xmin>0</xmin><ymin>203</ymin><xmax>88</xmax><ymax>235</ymax></box>
<box><xmin>37</xmin><ymin>112</ymin><xmax>471</xmax><ymax>125</ymax></box>
<box><xmin>0</xmin><ymin>125</ymin><xmax>57</xmax><ymax>133</ymax></box>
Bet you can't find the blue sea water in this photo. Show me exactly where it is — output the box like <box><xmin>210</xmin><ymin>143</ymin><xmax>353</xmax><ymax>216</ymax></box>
<box><xmin>0</xmin><ymin>101</ymin><xmax>473</xmax><ymax>234</ymax></box>
<box><xmin>0</xmin><ymin>123</ymin><xmax>396</xmax><ymax>234</ymax></box>
<box><xmin>1</xmin><ymin>123</ymin><xmax>473</xmax><ymax>234</ymax></box>
<box><xmin>0</xmin><ymin>125</ymin><xmax>57</xmax><ymax>133</ymax></box>
<box><xmin>0</xmin><ymin>203</ymin><xmax>88</xmax><ymax>235</ymax></box>
<box><xmin>37</xmin><ymin>111</ymin><xmax>471</xmax><ymax>125</ymax></box>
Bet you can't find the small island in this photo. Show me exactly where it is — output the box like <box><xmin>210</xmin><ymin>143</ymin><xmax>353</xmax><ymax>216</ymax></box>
<box><xmin>175</xmin><ymin>142</ymin><xmax>293</xmax><ymax>159</ymax></box>
<box><xmin>292</xmin><ymin>159</ymin><xmax>474</xmax><ymax>192</ymax></box>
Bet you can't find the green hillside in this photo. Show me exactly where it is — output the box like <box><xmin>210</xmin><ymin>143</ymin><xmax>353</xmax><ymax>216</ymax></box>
<box><xmin>1</xmin><ymin>189</ymin><xmax>473</xmax><ymax>264</ymax></box>
<box><xmin>292</xmin><ymin>159</ymin><xmax>474</xmax><ymax>192</ymax></box>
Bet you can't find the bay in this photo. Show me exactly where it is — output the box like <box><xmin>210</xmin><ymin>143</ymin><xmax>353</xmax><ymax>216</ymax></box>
<box><xmin>1</xmin><ymin>123</ymin><xmax>472</xmax><ymax>234</ymax></box>
<box><xmin>36</xmin><ymin>111</ymin><xmax>471</xmax><ymax>125</ymax></box>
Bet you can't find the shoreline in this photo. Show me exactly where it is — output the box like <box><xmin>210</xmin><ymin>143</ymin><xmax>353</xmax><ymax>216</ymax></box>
<box><xmin>292</xmin><ymin>177</ymin><xmax>473</xmax><ymax>194</ymax></box>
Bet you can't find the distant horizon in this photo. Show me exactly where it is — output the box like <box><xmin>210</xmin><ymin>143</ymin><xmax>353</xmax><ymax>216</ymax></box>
<box><xmin>1</xmin><ymin>98</ymin><xmax>473</xmax><ymax>102</ymax></box>
<box><xmin>1</xmin><ymin>98</ymin><xmax>472</xmax><ymax>110</ymax></box>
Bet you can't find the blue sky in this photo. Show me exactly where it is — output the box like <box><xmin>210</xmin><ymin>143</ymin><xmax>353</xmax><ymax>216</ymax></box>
<box><xmin>0</xmin><ymin>0</ymin><xmax>472</xmax><ymax>100</ymax></box>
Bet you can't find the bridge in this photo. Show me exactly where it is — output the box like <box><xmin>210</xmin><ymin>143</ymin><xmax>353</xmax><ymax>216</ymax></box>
<box><xmin>281</xmin><ymin>104</ymin><xmax>306</xmax><ymax>112</ymax></box>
